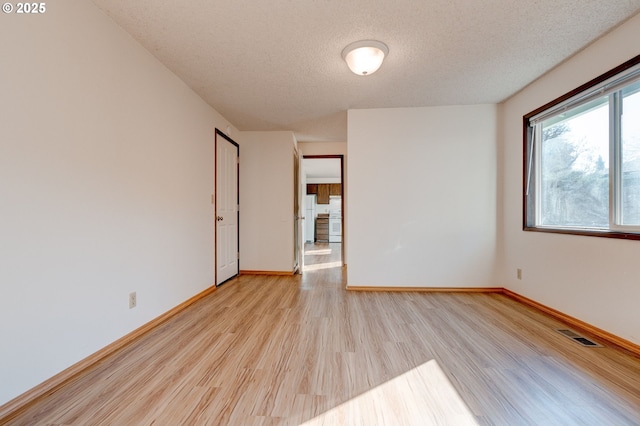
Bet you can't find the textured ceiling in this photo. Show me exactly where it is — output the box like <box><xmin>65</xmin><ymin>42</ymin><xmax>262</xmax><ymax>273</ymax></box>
<box><xmin>90</xmin><ymin>0</ymin><xmax>640</xmax><ymax>142</ymax></box>
<box><xmin>304</xmin><ymin>158</ymin><xmax>341</xmax><ymax>180</ymax></box>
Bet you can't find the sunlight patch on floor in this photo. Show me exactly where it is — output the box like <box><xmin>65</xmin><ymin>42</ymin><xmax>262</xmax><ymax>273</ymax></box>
<box><xmin>301</xmin><ymin>359</ymin><xmax>478</xmax><ymax>425</ymax></box>
<box><xmin>304</xmin><ymin>249</ymin><xmax>333</xmax><ymax>255</ymax></box>
<box><xmin>302</xmin><ymin>261</ymin><xmax>343</xmax><ymax>272</ymax></box>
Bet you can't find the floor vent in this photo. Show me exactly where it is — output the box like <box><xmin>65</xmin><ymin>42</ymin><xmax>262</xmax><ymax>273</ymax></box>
<box><xmin>555</xmin><ymin>329</ymin><xmax>602</xmax><ymax>347</ymax></box>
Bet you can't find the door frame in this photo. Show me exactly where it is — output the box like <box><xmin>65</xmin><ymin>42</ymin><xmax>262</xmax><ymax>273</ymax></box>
<box><xmin>293</xmin><ymin>149</ymin><xmax>302</xmax><ymax>274</ymax></box>
<box><xmin>302</xmin><ymin>154</ymin><xmax>345</xmax><ymax>266</ymax></box>
<box><xmin>215</xmin><ymin>128</ymin><xmax>240</xmax><ymax>286</ymax></box>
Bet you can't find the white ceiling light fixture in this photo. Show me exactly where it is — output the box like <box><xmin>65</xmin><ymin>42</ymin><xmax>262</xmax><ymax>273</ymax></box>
<box><xmin>342</xmin><ymin>40</ymin><xmax>389</xmax><ymax>76</ymax></box>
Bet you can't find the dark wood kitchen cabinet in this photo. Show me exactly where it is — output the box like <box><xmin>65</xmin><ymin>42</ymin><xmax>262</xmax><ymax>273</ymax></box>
<box><xmin>307</xmin><ymin>183</ymin><xmax>341</xmax><ymax>204</ymax></box>
<box><xmin>317</xmin><ymin>184</ymin><xmax>330</xmax><ymax>204</ymax></box>
<box><xmin>306</xmin><ymin>184</ymin><xmax>318</xmax><ymax>194</ymax></box>
<box><xmin>316</xmin><ymin>214</ymin><xmax>329</xmax><ymax>242</ymax></box>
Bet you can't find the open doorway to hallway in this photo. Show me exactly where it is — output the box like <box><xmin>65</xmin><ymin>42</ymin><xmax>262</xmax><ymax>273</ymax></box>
<box><xmin>302</xmin><ymin>156</ymin><xmax>344</xmax><ymax>272</ymax></box>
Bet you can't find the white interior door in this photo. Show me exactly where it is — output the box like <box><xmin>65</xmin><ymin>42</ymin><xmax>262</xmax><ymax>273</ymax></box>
<box><xmin>216</xmin><ymin>131</ymin><xmax>239</xmax><ymax>285</ymax></box>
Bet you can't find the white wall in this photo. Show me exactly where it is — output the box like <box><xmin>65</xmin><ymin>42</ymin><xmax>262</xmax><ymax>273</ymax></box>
<box><xmin>0</xmin><ymin>0</ymin><xmax>237</xmax><ymax>405</ymax></box>
<box><xmin>347</xmin><ymin>106</ymin><xmax>499</xmax><ymax>287</ymax></box>
<box><xmin>306</xmin><ymin>177</ymin><xmax>341</xmax><ymax>184</ymax></box>
<box><xmin>239</xmin><ymin>131</ymin><xmax>296</xmax><ymax>272</ymax></box>
<box><xmin>501</xmin><ymin>13</ymin><xmax>640</xmax><ymax>345</ymax></box>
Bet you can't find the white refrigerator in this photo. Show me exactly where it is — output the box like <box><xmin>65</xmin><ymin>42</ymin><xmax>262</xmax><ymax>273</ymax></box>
<box><xmin>305</xmin><ymin>194</ymin><xmax>316</xmax><ymax>242</ymax></box>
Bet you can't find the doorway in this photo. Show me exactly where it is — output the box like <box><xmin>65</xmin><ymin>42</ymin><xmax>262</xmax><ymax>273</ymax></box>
<box><xmin>301</xmin><ymin>155</ymin><xmax>344</xmax><ymax>271</ymax></box>
<box><xmin>215</xmin><ymin>129</ymin><xmax>239</xmax><ymax>286</ymax></box>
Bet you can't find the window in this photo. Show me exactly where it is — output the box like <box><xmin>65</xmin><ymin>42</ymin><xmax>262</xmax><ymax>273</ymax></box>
<box><xmin>524</xmin><ymin>55</ymin><xmax>640</xmax><ymax>239</ymax></box>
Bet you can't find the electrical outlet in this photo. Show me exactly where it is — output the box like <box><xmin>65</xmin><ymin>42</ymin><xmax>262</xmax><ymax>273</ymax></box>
<box><xmin>517</xmin><ymin>269</ymin><xmax>522</xmax><ymax>280</ymax></box>
<box><xmin>129</xmin><ymin>292</ymin><xmax>137</xmax><ymax>309</ymax></box>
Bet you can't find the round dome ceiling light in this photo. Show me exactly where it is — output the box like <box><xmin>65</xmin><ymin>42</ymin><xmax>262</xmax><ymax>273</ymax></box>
<box><xmin>341</xmin><ymin>40</ymin><xmax>389</xmax><ymax>76</ymax></box>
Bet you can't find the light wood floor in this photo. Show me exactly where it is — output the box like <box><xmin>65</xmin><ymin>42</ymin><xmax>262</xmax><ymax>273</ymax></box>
<box><xmin>303</xmin><ymin>242</ymin><xmax>342</xmax><ymax>270</ymax></box>
<box><xmin>7</xmin><ymin>265</ymin><xmax>640</xmax><ymax>425</ymax></box>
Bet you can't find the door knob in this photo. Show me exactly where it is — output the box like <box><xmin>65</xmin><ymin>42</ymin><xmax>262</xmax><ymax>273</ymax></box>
<box><xmin>217</xmin><ymin>216</ymin><xmax>223</xmax><ymax>221</ymax></box>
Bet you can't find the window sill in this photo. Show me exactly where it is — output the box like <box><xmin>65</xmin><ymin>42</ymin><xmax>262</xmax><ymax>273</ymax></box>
<box><xmin>523</xmin><ymin>226</ymin><xmax>640</xmax><ymax>241</ymax></box>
